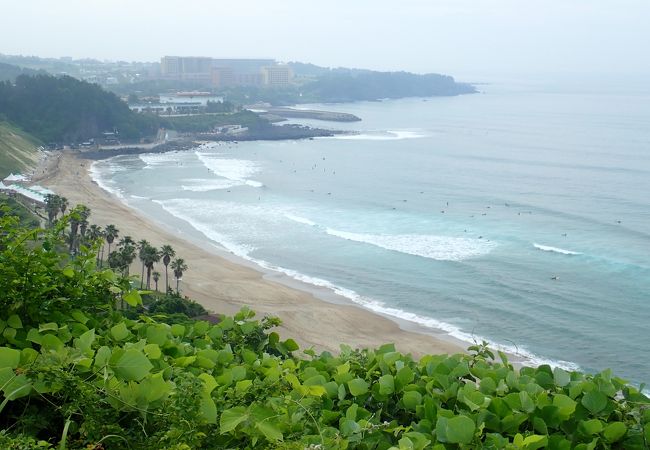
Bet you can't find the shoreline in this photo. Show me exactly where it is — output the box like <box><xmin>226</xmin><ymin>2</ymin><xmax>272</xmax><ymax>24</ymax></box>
<box><xmin>37</xmin><ymin>150</ymin><xmax>469</xmax><ymax>359</ymax></box>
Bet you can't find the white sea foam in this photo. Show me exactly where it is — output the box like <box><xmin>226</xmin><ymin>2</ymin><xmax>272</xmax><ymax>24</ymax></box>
<box><xmin>89</xmin><ymin>160</ymin><xmax>125</xmax><ymax>199</ymax></box>
<box><xmin>130</xmin><ymin>195</ymin><xmax>149</xmax><ymax>200</ymax></box>
<box><xmin>139</xmin><ymin>152</ymin><xmax>183</xmax><ymax>169</ymax></box>
<box><xmin>326</xmin><ymin>229</ymin><xmax>496</xmax><ymax>261</ymax></box>
<box><xmin>346</xmin><ymin>295</ymin><xmax>580</xmax><ymax>371</ymax></box>
<box><xmin>154</xmin><ymin>199</ymin><xmax>256</xmax><ymax>258</ymax></box>
<box><xmin>152</xmin><ymin>197</ymin><xmax>577</xmax><ymax>371</ymax></box>
<box><xmin>534</xmin><ymin>243</ymin><xmax>582</xmax><ymax>255</ymax></box>
<box><xmin>284</xmin><ymin>214</ymin><xmax>317</xmax><ymax>227</ymax></box>
<box><xmin>181</xmin><ymin>179</ymin><xmax>240</xmax><ymax>192</ymax></box>
<box><xmin>331</xmin><ymin>130</ymin><xmax>428</xmax><ymax>141</ymax></box>
<box><xmin>388</xmin><ymin>130</ymin><xmax>429</xmax><ymax>139</ymax></box>
<box><xmin>195</xmin><ymin>152</ymin><xmax>263</xmax><ymax>187</ymax></box>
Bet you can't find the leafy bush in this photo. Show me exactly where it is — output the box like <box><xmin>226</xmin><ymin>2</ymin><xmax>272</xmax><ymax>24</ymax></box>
<box><xmin>146</xmin><ymin>292</ymin><xmax>208</xmax><ymax>317</ymax></box>
<box><xmin>0</xmin><ymin>207</ymin><xmax>648</xmax><ymax>449</ymax></box>
<box><xmin>0</xmin><ymin>195</ymin><xmax>40</xmax><ymax>228</ymax></box>
<box><xmin>0</xmin><ymin>431</ymin><xmax>51</xmax><ymax>449</ymax></box>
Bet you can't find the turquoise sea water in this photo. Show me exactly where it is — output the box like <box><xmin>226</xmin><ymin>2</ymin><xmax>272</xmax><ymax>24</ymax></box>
<box><xmin>91</xmin><ymin>81</ymin><xmax>650</xmax><ymax>385</ymax></box>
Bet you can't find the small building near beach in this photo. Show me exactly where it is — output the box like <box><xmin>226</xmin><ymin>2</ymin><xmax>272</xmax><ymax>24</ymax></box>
<box><xmin>3</xmin><ymin>173</ymin><xmax>29</xmax><ymax>183</ymax></box>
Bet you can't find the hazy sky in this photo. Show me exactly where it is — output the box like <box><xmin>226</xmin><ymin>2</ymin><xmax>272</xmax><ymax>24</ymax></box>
<box><xmin>2</xmin><ymin>0</ymin><xmax>649</xmax><ymax>79</ymax></box>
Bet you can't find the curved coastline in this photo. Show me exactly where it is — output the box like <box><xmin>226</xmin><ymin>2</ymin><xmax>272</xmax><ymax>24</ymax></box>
<box><xmin>38</xmin><ymin>150</ymin><xmax>468</xmax><ymax>359</ymax></box>
<box><xmin>37</xmin><ymin>148</ymin><xmax>588</xmax><ymax>372</ymax></box>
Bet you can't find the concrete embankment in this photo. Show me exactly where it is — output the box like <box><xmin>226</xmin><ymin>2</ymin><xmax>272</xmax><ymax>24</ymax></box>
<box><xmin>266</xmin><ymin>108</ymin><xmax>362</xmax><ymax>122</ymax></box>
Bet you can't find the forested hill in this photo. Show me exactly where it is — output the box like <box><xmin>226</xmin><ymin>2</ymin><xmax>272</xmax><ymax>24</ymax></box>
<box><xmin>304</xmin><ymin>71</ymin><xmax>475</xmax><ymax>102</ymax></box>
<box><xmin>0</xmin><ymin>74</ymin><xmax>159</xmax><ymax>143</ymax></box>
<box><xmin>0</xmin><ymin>62</ymin><xmax>42</xmax><ymax>82</ymax></box>
<box><xmin>289</xmin><ymin>62</ymin><xmax>476</xmax><ymax>102</ymax></box>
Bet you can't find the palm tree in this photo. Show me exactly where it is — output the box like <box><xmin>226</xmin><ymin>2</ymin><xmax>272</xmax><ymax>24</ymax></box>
<box><xmin>170</xmin><ymin>258</ymin><xmax>188</xmax><ymax>294</ymax></box>
<box><xmin>59</xmin><ymin>197</ymin><xmax>69</xmax><ymax>216</ymax></box>
<box><xmin>118</xmin><ymin>235</ymin><xmax>135</xmax><ymax>249</ymax></box>
<box><xmin>152</xmin><ymin>271</ymin><xmax>161</xmax><ymax>292</ymax></box>
<box><xmin>107</xmin><ymin>250</ymin><xmax>123</xmax><ymax>271</ymax></box>
<box><xmin>117</xmin><ymin>239</ymin><xmax>136</xmax><ymax>276</ymax></box>
<box><xmin>44</xmin><ymin>194</ymin><xmax>61</xmax><ymax>226</ymax></box>
<box><xmin>104</xmin><ymin>224</ymin><xmax>119</xmax><ymax>265</ymax></box>
<box><xmin>160</xmin><ymin>245</ymin><xmax>175</xmax><ymax>293</ymax></box>
<box><xmin>87</xmin><ymin>224</ymin><xmax>103</xmax><ymax>265</ymax></box>
<box><xmin>137</xmin><ymin>239</ymin><xmax>150</xmax><ymax>288</ymax></box>
<box><xmin>143</xmin><ymin>245</ymin><xmax>161</xmax><ymax>289</ymax></box>
<box><xmin>69</xmin><ymin>205</ymin><xmax>91</xmax><ymax>253</ymax></box>
<box><xmin>69</xmin><ymin>213</ymin><xmax>79</xmax><ymax>253</ymax></box>
<box><xmin>78</xmin><ymin>205</ymin><xmax>91</xmax><ymax>240</ymax></box>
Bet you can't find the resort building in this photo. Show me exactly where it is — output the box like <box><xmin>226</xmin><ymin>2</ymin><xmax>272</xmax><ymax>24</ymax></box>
<box><xmin>159</xmin><ymin>56</ymin><xmax>291</xmax><ymax>87</ymax></box>
<box><xmin>129</xmin><ymin>92</ymin><xmax>224</xmax><ymax>115</ymax></box>
<box><xmin>211</xmin><ymin>67</ymin><xmax>234</xmax><ymax>88</ymax></box>
<box><xmin>160</xmin><ymin>56</ymin><xmax>214</xmax><ymax>83</ymax></box>
<box><xmin>261</xmin><ymin>65</ymin><xmax>293</xmax><ymax>87</ymax></box>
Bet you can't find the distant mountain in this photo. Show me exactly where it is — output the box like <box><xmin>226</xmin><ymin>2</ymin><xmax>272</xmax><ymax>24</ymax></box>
<box><xmin>0</xmin><ymin>74</ymin><xmax>160</xmax><ymax>143</ymax></box>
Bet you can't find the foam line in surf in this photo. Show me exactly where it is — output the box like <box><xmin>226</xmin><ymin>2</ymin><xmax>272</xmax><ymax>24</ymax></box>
<box><xmin>326</xmin><ymin>228</ymin><xmax>496</xmax><ymax>261</ymax></box>
<box><xmin>181</xmin><ymin>178</ymin><xmax>241</xmax><ymax>192</ymax></box>
<box><xmin>284</xmin><ymin>214</ymin><xmax>317</xmax><ymax>227</ymax></box>
<box><xmin>89</xmin><ymin>160</ymin><xmax>125</xmax><ymax>199</ymax></box>
<box><xmin>149</xmin><ymin>198</ymin><xmax>578</xmax><ymax>372</ymax></box>
<box><xmin>195</xmin><ymin>152</ymin><xmax>263</xmax><ymax>187</ymax></box>
<box><xmin>534</xmin><ymin>243</ymin><xmax>581</xmax><ymax>255</ymax></box>
<box><xmin>330</xmin><ymin>130</ymin><xmax>428</xmax><ymax>141</ymax></box>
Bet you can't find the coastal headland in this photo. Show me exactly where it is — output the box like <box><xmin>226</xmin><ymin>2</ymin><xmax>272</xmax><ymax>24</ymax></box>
<box><xmin>37</xmin><ymin>150</ymin><xmax>465</xmax><ymax>358</ymax></box>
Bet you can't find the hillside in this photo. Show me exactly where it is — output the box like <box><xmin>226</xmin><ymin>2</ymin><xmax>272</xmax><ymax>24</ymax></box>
<box><xmin>0</xmin><ymin>74</ymin><xmax>160</xmax><ymax>143</ymax></box>
<box><xmin>0</xmin><ymin>62</ymin><xmax>42</xmax><ymax>82</ymax></box>
<box><xmin>0</xmin><ymin>122</ymin><xmax>41</xmax><ymax>178</ymax></box>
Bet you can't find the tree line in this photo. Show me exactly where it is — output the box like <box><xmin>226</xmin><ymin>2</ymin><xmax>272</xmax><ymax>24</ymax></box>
<box><xmin>0</xmin><ymin>74</ymin><xmax>160</xmax><ymax>143</ymax></box>
<box><xmin>44</xmin><ymin>194</ymin><xmax>188</xmax><ymax>295</ymax></box>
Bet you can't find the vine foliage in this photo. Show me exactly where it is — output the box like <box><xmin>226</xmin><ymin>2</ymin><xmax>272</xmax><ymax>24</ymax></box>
<box><xmin>0</xmin><ymin>208</ymin><xmax>648</xmax><ymax>449</ymax></box>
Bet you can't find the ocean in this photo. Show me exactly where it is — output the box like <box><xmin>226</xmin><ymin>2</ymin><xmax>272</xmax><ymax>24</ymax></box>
<box><xmin>90</xmin><ymin>80</ymin><xmax>650</xmax><ymax>386</ymax></box>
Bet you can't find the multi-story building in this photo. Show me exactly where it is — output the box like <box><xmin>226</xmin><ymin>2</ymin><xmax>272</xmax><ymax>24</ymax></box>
<box><xmin>261</xmin><ymin>65</ymin><xmax>292</xmax><ymax>87</ymax></box>
<box><xmin>160</xmin><ymin>56</ymin><xmax>289</xmax><ymax>87</ymax></box>
<box><xmin>160</xmin><ymin>56</ymin><xmax>182</xmax><ymax>77</ymax></box>
<box><xmin>211</xmin><ymin>67</ymin><xmax>234</xmax><ymax>88</ymax></box>
<box><xmin>160</xmin><ymin>56</ymin><xmax>213</xmax><ymax>82</ymax></box>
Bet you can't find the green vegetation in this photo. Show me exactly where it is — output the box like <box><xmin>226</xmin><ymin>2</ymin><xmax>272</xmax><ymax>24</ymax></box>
<box><xmin>145</xmin><ymin>292</ymin><xmax>208</xmax><ymax>318</ymax></box>
<box><xmin>0</xmin><ymin>75</ymin><xmax>160</xmax><ymax>143</ymax></box>
<box><xmin>165</xmin><ymin>110</ymin><xmax>267</xmax><ymax>133</ymax></box>
<box><xmin>218</xmin><ymin>65</ymin><xmax>476</xmax><ymax>106</ymax></box>
<box><xmin>0</xmin><ymin>122</ymin><xmax>41</xmax><ymax>178</ymax></box>
<box><xmin>206</xmin><ymin>100</ymin><xmax>235</xmax><ymax>113</ymax></box>
<box><xmin>0</xmin><ymin>194</ymin><xmax>40</xmax><ymax>228</ymax></box>
<box><xmin>0</xmin><ymin>62</ymin><xmax>42</xmax><ymax>82</ymax></box>
<box><xmin>302</xmin><ymin>71</ymin><xmax>476</xmax><ymax>102</ymax></box>
<box><xmin>0</xmin><ymin>206</ymin><xmax>648</xmax><ymax>449</ymax></box>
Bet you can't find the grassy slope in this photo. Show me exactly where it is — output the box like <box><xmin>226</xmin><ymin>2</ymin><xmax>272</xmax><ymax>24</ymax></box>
<box><xmin>0</xmin><ymin>122</ymin><xmax>41</xmax><ymax>178</ymax></box>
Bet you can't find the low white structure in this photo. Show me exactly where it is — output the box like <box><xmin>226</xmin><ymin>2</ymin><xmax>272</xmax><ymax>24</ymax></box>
<box><xmin>1</xmin><ymin>183</ymin><xmax>55</xmax><ymax>205</ymax></box>
<box><xmin>3</xmin><ymin>173</ymin><xmax>29</xmax><ymax>183</ymax></box>
<box><xmin>159</xmin><ymin>92</ymin><xmax>223</xmax><ymax>106</ymax></box>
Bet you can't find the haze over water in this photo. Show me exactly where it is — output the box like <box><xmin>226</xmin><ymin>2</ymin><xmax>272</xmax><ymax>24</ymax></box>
<box><xmin>92</xmin><ymin>80</ymin><xmax>650</xmax><ymax>385</ymax></box>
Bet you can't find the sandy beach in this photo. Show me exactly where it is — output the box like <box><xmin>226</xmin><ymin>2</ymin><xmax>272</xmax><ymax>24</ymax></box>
<box><xmin>36</xmin><ymin>150</ymin><xmax>465</xmax><ymax>358</ymax></box>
